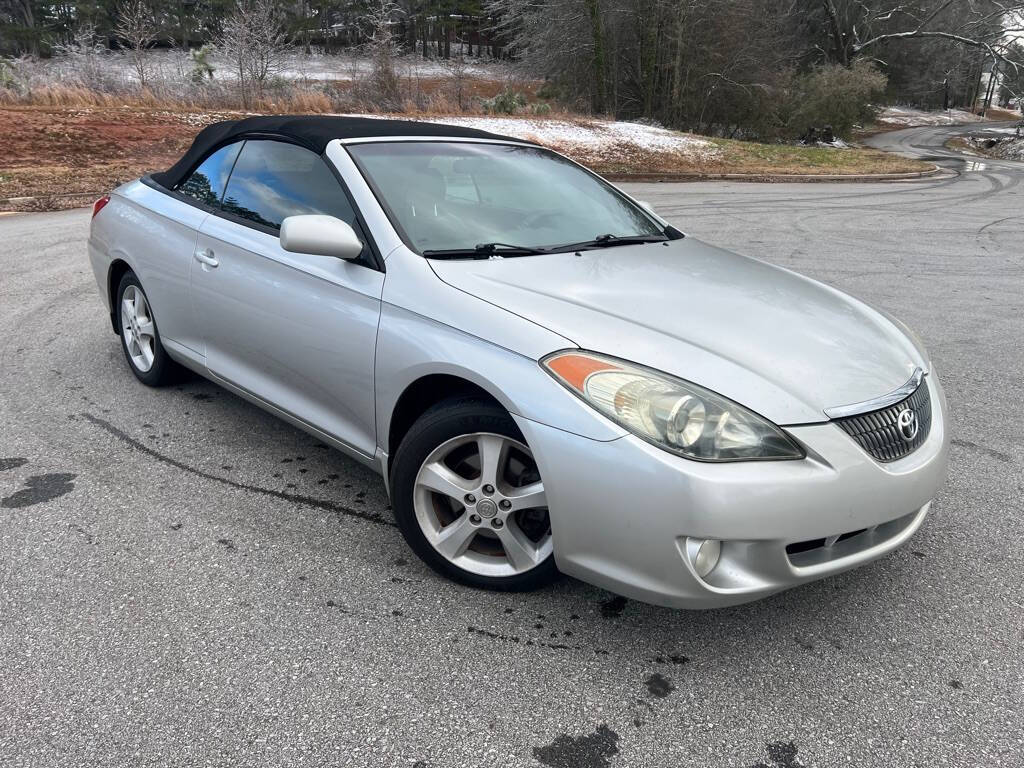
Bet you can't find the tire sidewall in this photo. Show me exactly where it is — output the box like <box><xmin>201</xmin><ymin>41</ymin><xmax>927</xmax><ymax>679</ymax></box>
<box><xmin>116</xmin><ymin>271</ymin><xmax>173</xmax><ymax>386</ymax></box>
<box><xmin>390</xmin><ymin>398</ymin><xmax>558</xmax><ymax>592</ymax></box>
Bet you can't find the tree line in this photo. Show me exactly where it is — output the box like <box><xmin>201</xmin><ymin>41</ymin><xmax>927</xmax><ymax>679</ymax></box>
<box><xmin>0</xmin><ymin>0</ymin><xmax>504</xmax><ymax>58</ymax></box>
<box><xmin>489</xmin><ymin>0</ymin><xmax>1024</xmax><ymax>137</ymax></box>
<box><xmin>1</xmin><ymin>0</ymin><xmax>1022</xmax><ymax>139</ymax></box>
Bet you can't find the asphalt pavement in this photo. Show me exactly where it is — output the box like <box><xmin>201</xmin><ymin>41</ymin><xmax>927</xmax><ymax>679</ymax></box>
<box><xmin>1</xmin><ymin>125</ymin><xmax>1022</xmax><ymax>767</ymax></box>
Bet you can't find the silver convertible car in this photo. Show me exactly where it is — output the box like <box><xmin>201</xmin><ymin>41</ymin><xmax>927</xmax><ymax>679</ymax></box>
<box><xmin>88</xmin><ymin>116</ymin><xmax>949</xmax><ymax>608</ymax></box>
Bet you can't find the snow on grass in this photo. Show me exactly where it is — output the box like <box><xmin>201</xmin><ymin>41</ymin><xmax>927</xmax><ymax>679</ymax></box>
<box><xmin>985</xmin><ymin>137</ymin><xmax>1024</xmax><ymax>161</ymax></box>
<box><xmin>878</xmin><ymin>106</ymin><xmax>987</xmax><ymax>126</ymax></box>
<box><xmin>347</xmin><ymin>113</ymin><xmax>719</xmax><ymax>159</ymax></box>
<box><xmin>281</xmin><ymin>54</ymin><xmax>505</xmax><ymax>81</ymax></box>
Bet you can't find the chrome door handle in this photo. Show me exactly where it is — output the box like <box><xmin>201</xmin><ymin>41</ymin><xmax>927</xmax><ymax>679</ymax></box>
<box><xmin>194</xmin><ymin>248</ymin><xmax>219</xmax><ymax>268</ymax></box>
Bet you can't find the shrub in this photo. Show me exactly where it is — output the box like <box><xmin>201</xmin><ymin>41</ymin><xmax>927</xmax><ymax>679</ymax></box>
<box><xmin>482</xmin><ymin>88</ymin><xmax>527</xmax><ymax>115</ymax></box>
<box><xmin>784</xmin><ymin>60</ymin><xmax>887</xmax><ymax>140</ymax></box>
<box><xmin>0</xmin><ymin>60</ymin><xmax>16</xmax><ymax>91</ymax></box>
<box><xmin>189</xmin><ymin>45</ymin><xmax>215</xmax><ymax>82</ymax></box>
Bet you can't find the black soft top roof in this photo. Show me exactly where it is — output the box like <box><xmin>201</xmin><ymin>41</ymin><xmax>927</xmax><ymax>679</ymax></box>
<box><xmin>151</xmin><ymin>114</ymin><xmax>533</xmax><ymax>189</ymax></box>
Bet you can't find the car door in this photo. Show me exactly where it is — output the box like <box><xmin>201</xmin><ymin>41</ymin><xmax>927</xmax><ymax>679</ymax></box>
<box><xmin>190</xmin><ymin>139</ymin><xmax>385</xmax><ymax>459</ymax></box>
<box><xmin>134</xmin><ymin>142</ymin><xmax>242</xmax><ymax>357</ymax></box>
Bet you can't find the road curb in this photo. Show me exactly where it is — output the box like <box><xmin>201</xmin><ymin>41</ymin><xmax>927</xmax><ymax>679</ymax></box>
<box><xmin>604</xmin><ymin>165</ymin><xmax>943</xmax><ymax>183</ymax></box>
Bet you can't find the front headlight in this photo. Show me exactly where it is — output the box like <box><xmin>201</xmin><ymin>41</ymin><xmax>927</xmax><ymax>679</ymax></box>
<box><xmin>542</xmin><ymin>351</ymin><xmax>804</xmax><ymax>462</ymax></box>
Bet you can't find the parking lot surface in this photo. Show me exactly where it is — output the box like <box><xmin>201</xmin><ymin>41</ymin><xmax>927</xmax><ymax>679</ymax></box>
<box><xmin>1</xmin><ymin>130</ymin><xmax>1022</xmax><ymax>766</ymax></box>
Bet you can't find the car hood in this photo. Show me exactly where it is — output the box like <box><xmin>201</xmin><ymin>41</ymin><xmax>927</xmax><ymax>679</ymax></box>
<box><xmin>428</xmin><ymin>238</ymin><xmax>927</xmax><ymax>425</ymax></box>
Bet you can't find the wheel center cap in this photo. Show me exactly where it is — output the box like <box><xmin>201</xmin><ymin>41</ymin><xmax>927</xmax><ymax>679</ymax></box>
<box><xmin>476</xmin><ymin>498</ymin><xmax>498</xmax><ymax>519</ymax></box>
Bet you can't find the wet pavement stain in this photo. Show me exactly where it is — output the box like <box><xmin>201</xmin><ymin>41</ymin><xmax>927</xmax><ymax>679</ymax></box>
<box><xmin>68</xmin><ymin>523</ymin><xmax>96</xmax><ymax>544</ymax></box>
<box><xmin>752</xmin><ymin>741</ymin><xmax>803</xmax><ymax>768</ymax></box>
<box><xmin>533</xmin><ymin>725</ymin><xmax>620</xmax><ymax>768</ymax></box>
<box><xmin>81</xmin><ymin>413</ymin><xmax>392</xmax><ymax>527</ymax></box>
<box><xmin>599</xmin><ymin>595</ymin><xmax>628</xmax><ymax>618</ymax></box>
<box><xmin>652</xmin><ymin>654</ymin><xmax>689</xmax><ymax>665</ymax></box>
<box><xmin>467</xmin><ymin>625</ymin><xmax>574</xmax><ymax>651</ymax></box>
<box><xmin>951</xmin><ymin>438</ymin><xmax>1011</xmax><ymax>463</ymax></box>
<box><xmin>0</xmin><ymin>457</ymin><xmax>29</xmax><ymax>471</ymax></box>
<box><xmin>645</xmin><ymin>672</ymin><xmax>675</xmax><ymax>698</ymax></box>
<box><xmin>2</xmin><ymin>473</ymin><xmax>76</xmax><ymax>508</ymax></box>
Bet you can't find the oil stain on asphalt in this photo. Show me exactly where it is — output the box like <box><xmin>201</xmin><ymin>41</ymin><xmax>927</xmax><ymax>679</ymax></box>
<box><xmin>751</xmin><ymin>740</ymin><xmax>803</xmax><ymax>768</ymax></box>
<box><xmin>2</xmin><ymin>473</ymin><xmax>76</xmax><ymax>508</ymax></box>
<box><xmin>644</xmin><ymin>672</ymin><xmax>676</xmax><ymax>698</ymax></box>
<box><xmin>599</xmin><ymin>595</ymin><xmax>628</xmax><ymax>618</ymax></box>
<box><xmin>533</xmin><ymin>725</ymin><xmax>620</xmax><ymax>768</ymax></box>
<box><xmin>0</xmin><ymin>457</ymin><xmax>29</xmax><ymax>471</ymax></box>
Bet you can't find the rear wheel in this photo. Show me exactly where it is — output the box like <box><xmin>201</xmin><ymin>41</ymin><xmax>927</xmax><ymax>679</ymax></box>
<box><xmin>390</xmin><ymin>398</ymin><xmax>557</xmax><ymax>591</ymax></box>
<box><xmin>116</xmin><ymin>271</ymin><xmax>177</xmax><ymax>386</ymax></box>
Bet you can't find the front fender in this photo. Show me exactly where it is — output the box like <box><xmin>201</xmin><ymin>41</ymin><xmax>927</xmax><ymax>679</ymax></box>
<box><xmin>374</xmin><ymin>302</ymin><xmax>626</xmax><ymax>461</ymax></box>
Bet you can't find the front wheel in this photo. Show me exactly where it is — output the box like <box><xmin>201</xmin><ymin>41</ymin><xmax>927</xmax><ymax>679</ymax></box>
<box><xmin>390</xmin><ymin>398</ymin><xmax>558</xmax><ymax>592</ymax></box>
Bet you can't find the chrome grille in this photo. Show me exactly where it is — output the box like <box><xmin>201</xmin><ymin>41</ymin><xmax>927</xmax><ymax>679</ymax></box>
<box><xmin>834</xmin><ymin>380</ymin><xmax>932</xmax><ymax>462</ymax></box>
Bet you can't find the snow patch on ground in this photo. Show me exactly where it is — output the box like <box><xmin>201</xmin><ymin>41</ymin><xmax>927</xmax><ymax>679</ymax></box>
<box><xmin>347</xmin><ymin>113</ymin><xmax>719</xmax><ymax>158</ymax></box>
<box><xmin>878</xmin><ymin>106</ymin><xmax>987</xmax><ymax>126</ymax></box>
<box><xmin>991</xmin><ymin>138</ymin><xmax>1024</xmax><ymax>160</ymax></box>
<box><xmin>281</xmin><ymin>54</ymin><xmax>505</xmax><ymax>81</ymax></box>
<box><xmin>24</xmin><ymin>50</ymin><xmax>509</xmax><ymax>85</ymax></box>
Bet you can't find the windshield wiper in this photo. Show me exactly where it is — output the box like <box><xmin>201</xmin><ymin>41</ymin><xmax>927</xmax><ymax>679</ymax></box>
<box><xmin>551</xmin><ymin>233</ymin><xmax>669</xmax><ymax>252</ymax></box>
<box><xmin>422</xmin><ymin>242</ymin><xmax>547</xmax><ymax>259</ymax></box>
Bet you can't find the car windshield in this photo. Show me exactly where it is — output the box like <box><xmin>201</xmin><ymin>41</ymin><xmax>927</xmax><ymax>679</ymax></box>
<box><xmin>347</xmin><ymin>141</ymin><xmax>664</xmax><ymax>256</ymax></box>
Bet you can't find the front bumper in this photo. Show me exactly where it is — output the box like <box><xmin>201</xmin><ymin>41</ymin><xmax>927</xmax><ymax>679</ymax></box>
<box><xmin>514</xmin><ymin>374</ymin><xmax>949</xmax><ymax>609</ymax></box>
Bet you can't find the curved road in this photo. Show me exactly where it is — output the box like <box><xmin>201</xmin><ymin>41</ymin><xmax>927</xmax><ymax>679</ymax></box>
<box><xmin>864</xmin><ymin>119</ymin><xmax>1022</xmax><ymax>168</ymax></box>
<box><xmin>1</xmin><ymin>127</ymin><xmax>1022</xmax><ymax>767</ymax></box>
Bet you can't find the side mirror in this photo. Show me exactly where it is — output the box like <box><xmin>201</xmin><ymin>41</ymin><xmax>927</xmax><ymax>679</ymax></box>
<box><xmin>280</xmin><ymin>214</ymin><xmax>363</xmax><ymax>261</ymax></box>
<box><xmin>637</xmin><ymin>200</ymin><xmax>656</xmax><ymax>215</ymax></box>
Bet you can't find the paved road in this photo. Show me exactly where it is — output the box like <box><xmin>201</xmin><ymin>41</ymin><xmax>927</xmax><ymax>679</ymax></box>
<box><xmin>863</xmin><ymin>119</ymin><xmax>1022</xmax><ymax>169</ymax></box>
<box><xmin>2</xmin><ymin>127</ymin><xmax>1022</xmax><ymax>768</ymax></box>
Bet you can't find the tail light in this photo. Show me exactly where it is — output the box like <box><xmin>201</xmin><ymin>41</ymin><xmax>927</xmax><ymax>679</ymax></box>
<box><xmin>92</xmin><ymin>195</ymin><xmax>111</xmax><ymax>219</ymax></box>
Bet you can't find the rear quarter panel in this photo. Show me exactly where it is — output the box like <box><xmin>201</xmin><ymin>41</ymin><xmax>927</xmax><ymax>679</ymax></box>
<box><xmin>90</xmin><ymin>180</ymin><xmax>209</xmax><ymax>355</ymax></box>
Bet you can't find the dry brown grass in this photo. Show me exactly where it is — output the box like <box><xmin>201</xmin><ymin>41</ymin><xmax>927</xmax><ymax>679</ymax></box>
<box><xmin>984</xmin><ymin>106</ymin><xmax>1023</xmax><ymax>121</ymax></box>
<box><xmin>578</xmin><ymin>138</ymin><xmax>930</xmax><ymax>179</ymax></box>
<box><xmin>0</xmin><ymin>72</ymin><xmax>546</xmax><ymax>116</ymax></box>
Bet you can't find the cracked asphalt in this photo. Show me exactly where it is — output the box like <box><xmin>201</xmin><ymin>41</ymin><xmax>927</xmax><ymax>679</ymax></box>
<box><xmin>1</xmin><ymin>126</ymin><xmax>1022</xmax><ymax>767</ymax></box>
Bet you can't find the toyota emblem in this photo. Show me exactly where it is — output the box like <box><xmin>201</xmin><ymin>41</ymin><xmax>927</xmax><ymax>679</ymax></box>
<box><xmin>897</xmin><ymin>408</ymin><xmax>918</xmax><ymax>442</ymax></box>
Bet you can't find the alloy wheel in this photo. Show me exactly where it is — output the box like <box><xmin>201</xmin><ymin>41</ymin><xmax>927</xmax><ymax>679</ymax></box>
<box><xmin>121</xmin><ymin>285</ymin><xmax>156</xmax><ymax>373</ymax></box>
<box><xmin>413</xmin><ymin>432</ymin><xmax>552</xmax><ymax>577</ymax></box>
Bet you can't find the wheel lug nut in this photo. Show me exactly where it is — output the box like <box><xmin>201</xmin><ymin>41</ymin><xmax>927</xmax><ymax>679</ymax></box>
<box><xmin>499</xmin><ymin>499</ymin><xmax>511</xmax><ymax>510</ymax></box>
<box><xmin>465</xmin><ymin>493</ymin><xmax>476</xmax><ymax>504</ymax></box>
<box><xmin>469</xmin><ymin>514</ymin><xmax>481</xmax><ymax>525</ymax></box>
<box><xmin>482</xmin><ymin>484</ymin><xmax>495</xmax><ymax>495</ymax></box>
<box><xmin>492</xmin><ymin>518</ymin><xmax>504</xmax><ymax>528</ymax></box>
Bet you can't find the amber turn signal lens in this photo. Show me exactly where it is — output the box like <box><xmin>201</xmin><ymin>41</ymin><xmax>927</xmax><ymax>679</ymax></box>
<box><xmin>544</xmin><ymin>353</ymin><xmax>619</xmax><ymax>392</ymax></box>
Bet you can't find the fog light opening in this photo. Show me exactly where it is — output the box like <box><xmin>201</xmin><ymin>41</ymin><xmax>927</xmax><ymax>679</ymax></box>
<box><xmin>691</xmin><ymin>538</ymin><xmax>722</xmax><ymax>578</ymax></box>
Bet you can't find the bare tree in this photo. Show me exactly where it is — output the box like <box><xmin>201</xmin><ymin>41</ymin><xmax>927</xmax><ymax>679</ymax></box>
<box><xmin>52</xmin><ymin>23</ymin><xmax>114</xmax><ymax>91</ymax></box>
<box><xmin>115</xmin><ymin>0</ymin><xmax>159</xmax><ymax>88</ymax></box>
<box><xmin>364</xmin><ymin>0</ymin><xmax>402</xmax><ymax>108</ymax></box>
<box><xmin>217</xmin><ymin>0</ymin><xmax>288</xmax><ymax>107</ymax></box>
<box><xmin>817</xmin><ymin>0</ymin><xmax>1024</xmax><ymax>70</ymax></box>
<box><xmin>445</xmin><ymin>53</ymin><xmax>470</xmax><ymax>110</ymax></box>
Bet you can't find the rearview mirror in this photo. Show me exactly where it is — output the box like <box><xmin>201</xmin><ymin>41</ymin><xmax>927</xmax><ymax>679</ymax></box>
<box><xmin>280</xmin><ymin>215</ymin><xmax>363</xmax><ymax>261</ymax></box>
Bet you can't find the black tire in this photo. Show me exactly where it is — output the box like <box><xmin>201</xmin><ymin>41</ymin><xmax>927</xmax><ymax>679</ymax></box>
<box><xmin>390</xmin><ymin>397</ymin><xmax>559</xmax><ymax>592</ymax></box>
<box><xmin>115</xmin><ymin>271</ymin><xmax>178</xmax><ymax>387</ymax></box>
